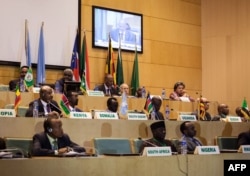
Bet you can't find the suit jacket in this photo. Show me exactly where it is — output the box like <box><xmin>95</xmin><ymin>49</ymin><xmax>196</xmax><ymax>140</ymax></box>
<box><xmin>191</xmin><ymin>110</ymin><xmax>212</xmax><ymax>121</ymax></box>
<box><xmin>25</xmin><ymin>99</ymin><xmax>61</xmax><ymax>117</ymax></box>
<box><xmin>139</xmin><ymin>138</ymin><xmax>177</xmax><ymax>154</ymax></box>
<box><xmin>32</xmin><ymin>132</ymin><xmax>85</xmax><ymax>156</ymax></box>
<box><xmin>54</xmin><ymin>78</ymin><xmax>64</xmax><ymax>93</ymax></box>
<box><xmin>237</xmin><ymin>130</ymin><xmax>250</xmax><ymax>148</ymax></box>
<box><xmin>180</xmin><ymin>136</ymin><xmax>202</xmax><ymax>153</ymax></box>
<box><xmin>95</xmin><ymin>84</ymin><xmax>119</xmax><ymax>96</ymax></box>
<box><xmin>9</xmin><ymin>78</ymin><xmax>28</xmax><ymax>92</ymax></box>
<box><xmin>149</xmin><ymin>111</ymin><xmax>164</xmax><ymax>120</ymax></box>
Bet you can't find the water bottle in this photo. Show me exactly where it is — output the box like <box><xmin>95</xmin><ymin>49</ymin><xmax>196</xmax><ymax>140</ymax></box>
<box><xmin>54</xmin><ymin>81</ymin><xmax>61</xmax><ymax>93</ymax></box>
<box><xmin>150</xmin><ymin>111</ymin><xmax>156</xmax><ymax>120</ymax></box>
<box><xmin>180</xmin><ymin>137</ymin><xmax>187</xmax><ymax>155</ymax></box>
<box><xmin>165</xmin><ymin>105</ymin><xmax>170</xmax><ymax>120</ymax></box>
<box><xmin>161</xmin><ymin>88</ymin><xmax>166</xmax><ymax>99</ymax></box>
<box><xmin>120</xmin><ymin>92</ymin><xmax>128</xmax><ymax>116</ymax></box>
<box><xmin>20</xmin><ymin>79</ymin><xmax>25</xmax><ymax>92</ymax></box>
<box><xmin>33</xmin><ymin>101</ymin><xmax>39</xmax><ymax>118</ymax></box>
<box><xmin>142</xmin><ymin>86</ymin><xmax>146</xmax><ymax>98</ymax></box>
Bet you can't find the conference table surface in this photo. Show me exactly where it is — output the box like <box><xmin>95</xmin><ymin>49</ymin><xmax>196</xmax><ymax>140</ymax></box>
<box><xmin>0</xmin><ymin>153</ymin><xmax>249</xmax><ymax>176</ymax></box>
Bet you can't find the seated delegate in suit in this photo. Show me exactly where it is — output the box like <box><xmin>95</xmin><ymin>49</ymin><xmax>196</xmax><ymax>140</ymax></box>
<box><xmin>169</xmin><ymin>81</ymin><xmax>195</xmax><ymax>102</ymax></box>
<box><xmin>32</xmin><ymin>116</ymin><xmax>85</xmax><ymax>156</ymax></box>
<box><xmin>54</xmin><ymin>68</ymin><xmax>73</xmax><ymax>94</ymax></box>
<box><xmin>107</xmin><ymin>97</ymin><xmax>119</xmax><ymax>113</ymax></box>
<box><xmin>212</xmin><ymin>103</ymin><xmax>229</xmax><ymax>121</ymax></box>
<box><xmin>237</xmin><ymin>130</ymin><xmax>250</xmax><ymax>148</ymax></box>
<box><xmin>179</xmin><ymin>121</ymin><xmax>202</xmax><ymax>153</ymax></box>
<box><xmin>149</xmin><ymin>96</ymin><xmax>164</xmax><ymax>120</ymax></box>
<box><xmin>191</xmin><ymin>97</ymin><xmax>212</xmax><ymax>121</ymax></box>
<box><xmin>66</xmin><ymin>91</ymin><xmax>83</xmax><ymax>112</ymax></box>
<box><xmin>25</xmin><ymin>85</ymin><xmax>62</xmax><ymax>117</ymax></box>
<box><xmin>9</xmin><ymin>65</ymin><xmax>29</xmax><ymax>92</ymax></box>
<box><xmin>94</xmin><ymin>74</ymin><xmax>119</xmax><ymax>96</ymax></box>
<box><xmin>139</xmin><ymin>121</ymin><xmax>177</xmax><ymax>154</ymax></box>
<box><xmin>235</xmin><ymin>106</ymin><xmax>250</xmax><ymax>122</ymax></box>
<box><xmin>119</xmin><ymin>83</ymin><xmax>129</xmax><ymax>96</ymax></box>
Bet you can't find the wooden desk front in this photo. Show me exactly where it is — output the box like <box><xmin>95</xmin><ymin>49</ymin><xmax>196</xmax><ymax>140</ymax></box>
<box><xmin>0</xmin><ymin>153</ymin><xmax>248</xmax><ymax>176</ymax></box>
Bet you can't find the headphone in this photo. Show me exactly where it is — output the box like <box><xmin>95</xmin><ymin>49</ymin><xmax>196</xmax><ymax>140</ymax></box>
<box><xmin>47</xmin><ymin>128</ymin><xmax>53</xmax><ymax>133</ymax></box>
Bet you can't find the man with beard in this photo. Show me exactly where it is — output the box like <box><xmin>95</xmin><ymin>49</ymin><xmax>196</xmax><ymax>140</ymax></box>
<box><xmin>139</xmin><ymin>121</ymin><xmax>177</xmax><ymax>154</ymax></box>
<box><xmin>66</xmin><ymin>91</ymin><xmax>83</xmax><ymax>112</ymax></box>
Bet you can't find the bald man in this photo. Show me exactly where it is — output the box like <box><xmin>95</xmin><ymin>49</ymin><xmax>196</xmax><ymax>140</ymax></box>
<box><xmin>54</xmin><ymin>68</ymin><xmax>73</xmax><ymax>94</ymax></box>
<box><xmin>120</xmin><ymin>83</ymin><xmax>130</xmax><ymax>96</ymax></box>
<box><xmin>25</xmin><ymin>86</ymin><xmax>62</xmax><ymax>117</ymax></box>
<box><xmin>212</xmin><ymin>103</ymin><xmax>229</xmax><ymax>121</ymax></box>
<box><xmin>95</xmin><ymin>74</ymin><xmax>119</xmax><ymax>96</ymax></box>
<box><xmin>192</xmin><ymin>97</ymin><xmax>212</xmax><ymax>121</ymax></box>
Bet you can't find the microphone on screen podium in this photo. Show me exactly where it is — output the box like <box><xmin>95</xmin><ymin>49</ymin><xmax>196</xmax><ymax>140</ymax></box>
<box><xmin>138</xmin><ymin>137</ymin><xmax>158</xmax><ymax>147</ymax></box>
<box><xmin>48</xmin><ymin>102</ymin><xmax>62</xmax><ymax>115</ymax></box>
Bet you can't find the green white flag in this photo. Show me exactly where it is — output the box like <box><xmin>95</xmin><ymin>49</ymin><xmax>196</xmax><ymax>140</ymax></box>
<box><xmin>24</xmin><ymin>67</ymin><xmax>34</xmax><ymax>88</ymax></box>
<box><xmin>242</xmin><ymin>98</ymin><xmax>248</xmax><ymax>110</ymax></box>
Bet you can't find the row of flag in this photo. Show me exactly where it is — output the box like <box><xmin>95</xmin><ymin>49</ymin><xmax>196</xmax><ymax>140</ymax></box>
<box><xmin>104</xmin><ymin>34</ymin><xmax>140</xmax><ymax>96</ymax></box>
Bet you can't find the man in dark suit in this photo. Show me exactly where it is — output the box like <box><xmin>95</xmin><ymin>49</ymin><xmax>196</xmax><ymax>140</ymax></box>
<box><xmin>95</xmin><ymin>74</ymin><xmax>119</xmax><ymax>96</ymax></box>
<box><xmin>179</xmin><ymin>121</ymin><xmax>202</xmax><ymax>153</ymax></box>
<box><xmin>237</xmin><ymin>130</ymin><xmax>250</xmax><ymax>148</ymax></box>
<box><xmin>9</xmin><ymin>65</ymin><xmax>29</xmax><ymax>92</ymax></box>
<box><xmin>32</xmin><ymin>116</ymin><xmax>85</xmax><ymax>156</ymax></box>
<box><xmin>54</xmin><ymin>68</ymin><xmax>73</xmax><ymax>94</ymax></box>
<box><xmin>149</xmin><ymin>96</ymin><xmax>164</xmax><ymax>120</ymax></box>
<box><xmin>25</xmin><ymin>85</ymin><xmax>62</xmax><ymax>117</ymax></box>
<box><xmin>66</xmin><ymin>91</ymin><xmax>83</xmax><ymax>112</ymax></box>
<box><xmin>139</xmin><ymin>121</ymin><xmax>177</xmax><ymax>154</ymax></box>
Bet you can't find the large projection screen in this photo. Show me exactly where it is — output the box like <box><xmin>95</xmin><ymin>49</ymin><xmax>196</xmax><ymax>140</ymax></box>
<box><xmin>0</xmin><ymin>0</ymin><xmax>79</xmax><ymax>67</ymax></box>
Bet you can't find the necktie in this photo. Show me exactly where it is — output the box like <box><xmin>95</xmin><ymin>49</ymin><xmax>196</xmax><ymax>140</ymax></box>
<box><xmin>106</xmin><ymin>88</ymin><xmax>110</xmax><ymax>96</ymax></box>
<box><xmin>47</xmin><ymin>104</ymin><xmax>51</xmax><ymax>113</ymax></box>
<box><xmin>52</xmin><ymin>140</ymin><xmax>58</xmax><ymax>150</ymax></box>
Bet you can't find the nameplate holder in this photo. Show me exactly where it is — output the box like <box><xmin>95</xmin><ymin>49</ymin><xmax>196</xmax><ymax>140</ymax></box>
<box><xmin>87</xmin><ymin>90</ymin><xmax>104</xmax><ymax>97</ymax></box>
<box><xmin>94</xmin><ymin>112</ymin><xmax>119</xmax><ymax>120</ymax></box>
<box><xmin>238</xmin><ymin>145</ymin><xmax>250</xmax><ymax>153</ymax></box>
<box><xmin>226</xmin><ymin>116</ymin><xmax>242</xmax><ymax>122</ymax></box>
<box><xmin>178</xmin><ymin>114</ymin><xmax>197</xmax><ymax>121</ymax></box>
<box><xmin>194</xmin><ymin>146</ymin><xmax>220</xmax><ymax>155</ymax></box>
<box><xmin>70</xmin><ymin>112</ymin><xmax>92</xmax><ymax>119</ymax></box>
<box><xmin>33</xmin><ymin>87</ymin><xmax>40</xmax><ymax>93</ymax></box>
<box><xmin>127</xmin><ymin>113</ymin><xmax>147</xmax><ymax>120</ymax></box>
<box><xmin>142</xmin><ymin>147</ymin><xmax>172</xmax><ymax>157</ymax></box>
<box><xmin>0</xmin><ymin>109</ymin><xmax>16</xmax><ymax>117</ymax></box>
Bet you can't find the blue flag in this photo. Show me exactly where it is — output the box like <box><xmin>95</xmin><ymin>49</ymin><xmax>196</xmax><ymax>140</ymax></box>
<box><xmin>25</xmin><ymin>20</ymin><xmax>31</xmax><ymax>68</ymax></box>
<box><xmin>37</xmin><ymin>23</ymin><xmax>45</xmax><ymax>85</ymax></box>
<box><xmin>70</xmin><ymin>32</ymin><xmax>81</xmax><ymax>82</ymax></box>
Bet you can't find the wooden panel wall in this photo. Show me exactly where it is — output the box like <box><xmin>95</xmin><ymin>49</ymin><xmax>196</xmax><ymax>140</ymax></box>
<box><xmin>202</xmin><ymin>0</ymin><xmax>250</xmax><ymax>108</ymax></box>
<box><xmin>0</xmin><ymin>0</ymin><xmax>201</xmax><ymax>98</ymax></box>
<box><xmin>81</xmin><ymin>0</ymin><xmax>201</xmax><ymax>97</ymax></box>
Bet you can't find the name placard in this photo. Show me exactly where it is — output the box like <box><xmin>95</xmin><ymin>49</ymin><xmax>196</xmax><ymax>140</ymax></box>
<box><xmin>226</xmin><ymin>116</ymin><xmax>242</xmax><ymax>122</ymax></box>
<box><xmin>238</xmin><ymin>145</ymin><xmax>250</xmax><ymax>153</ymax></box>
<box><xmin>94</xmin><ymin>112</ymin><xmax>119</xmax><ymax>120</ymax></box>
<box><xmin>0</xmin><ymin>109</ymin><xmax>16</xmax><ymax>117</ymax></box>
<box><xmin>194</xmin><ymin>146</ymin><xmax>220</xmax><ymax>155</ymax></box>
<box><xmin>142</xmin><ymin>147</ymin><xmax>172</xmax><ymax>157</ymax></box>
<box><xmin>70</xmin><ymin>112</ymin><xmax>92</xmax><ymax>119</ymax></box>
<box><xmin>178</xmin><ymin>114</ymin><xmax>197</xmax><ymax>121</ymax></box>
<box><xmin>32</xmin><ymin>87</ymin><xmax>40</xmax><ymax>93</ymax></box>
<box><xmin>87</xmin><ymin>90</ymin><xmax>104</xmax><ymax>97</ymax></box>
<box><xmin>127</xmin><ymin>113</ymin><xmax>147</xmax><ymax>120</ymax></box>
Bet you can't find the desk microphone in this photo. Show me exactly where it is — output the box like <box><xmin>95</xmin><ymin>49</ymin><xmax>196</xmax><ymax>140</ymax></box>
<box><xmin>49</xmin><ymin>102</ymin><xmax>62</xmax><ymax>114</ymax></box>
<box><xmin>138</xmin><ymin>137</ymin><xmax>158</xmax><ymax>147</ymax></box>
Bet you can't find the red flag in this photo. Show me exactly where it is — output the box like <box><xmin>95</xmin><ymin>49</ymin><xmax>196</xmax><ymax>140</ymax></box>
<box><xmin>14</xmin><ymin>85</ymin><xmax>21</xmax><ymax>112</ymax></box>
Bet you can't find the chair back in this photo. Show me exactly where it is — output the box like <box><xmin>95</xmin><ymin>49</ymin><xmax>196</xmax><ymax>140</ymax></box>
<box><xmin>132</xmin><ymin>139</ymin><xmax>143</xmax><ymax>154</ymax></box>
<box><xmin>17</xmin><ymin>106</ymin><xmax>28</xmax><ymax>117</ymax></box>
<box><xmin>5</xmin><ymin>137</ymin><xmax>32</xmax><ymax>157</ymax></box>
<box><xmin>215</xmin><ymin>136</ymin><xmax>238</xmax><ymax>150</ymax></box>
<box><xmin>93</xmin><ymin>138</ymin><xmax>132</xmax><ymax>155</ymax></box>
